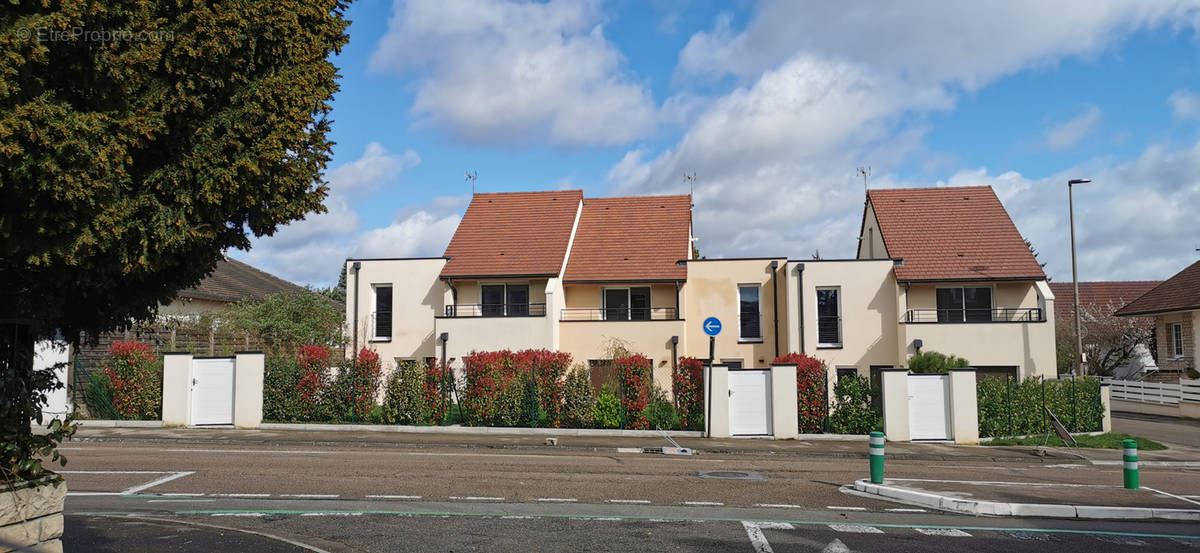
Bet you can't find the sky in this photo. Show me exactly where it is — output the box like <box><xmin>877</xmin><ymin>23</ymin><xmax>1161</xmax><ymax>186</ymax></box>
<box><xmin>235</xmin><ymin>0</ymin><xmax>1200</xmax><ymax>288</ymax></box>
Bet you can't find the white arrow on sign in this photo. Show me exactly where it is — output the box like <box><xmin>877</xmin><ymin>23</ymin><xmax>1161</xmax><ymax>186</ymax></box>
<box><xmin>705</xmin><ymin>320</ymin><xmax>720</xmax><ymax>333</ymax></box>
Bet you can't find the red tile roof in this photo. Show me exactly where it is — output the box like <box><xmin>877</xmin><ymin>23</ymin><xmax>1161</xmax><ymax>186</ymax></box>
<box><xmin>563</xmin><ymin>195</ymin><xmax>691</xmax><ymax>282</ymax></box>
<box><xmin>867</xmin><ymin>186</ymin><xmax>1046</xmax><ymax>281</ymax></box>
<box><xmin>178</xmin><ymin>257</ymin><xmax>307</xmax><ymax>303</ymax></box>
<box><xmin>1048</xmin><ymin>281</ymin><xmax>1162</xmax><ymax>321</ymax></box>
<box><xmin>1115</xmin><ymin>260</ymin><xmax>1200</xmax><ymax>316</ymax></box>
<box><xmin>441</xmin><ymin>190</ymin><xmax>583</xmax><ymax>278</ymax></box>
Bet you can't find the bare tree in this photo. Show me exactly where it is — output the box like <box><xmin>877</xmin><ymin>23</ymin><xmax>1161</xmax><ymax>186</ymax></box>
<box><xmin>1057</xmin><ymin>300</ymin><xmax>1155</xmax><ymax>377</ymax></box>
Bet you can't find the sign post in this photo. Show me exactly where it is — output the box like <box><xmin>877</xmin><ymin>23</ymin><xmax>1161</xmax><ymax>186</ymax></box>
<box><xmin>703</xmin><ymin>317</ymin><xmax>721</xmax><ymax>365</ymax></box>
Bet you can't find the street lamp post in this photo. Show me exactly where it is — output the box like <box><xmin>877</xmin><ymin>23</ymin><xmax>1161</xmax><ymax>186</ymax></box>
<box><xmin>1068</xmin><ymin>178</ymin><xmax>1091</xmax><ymax>376</ymax></box>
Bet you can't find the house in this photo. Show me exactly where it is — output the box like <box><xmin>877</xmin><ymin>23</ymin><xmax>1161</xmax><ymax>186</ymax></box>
<box><xmin>1049</xmin><ymin>281</ymin><xmax>1161</xmax><ymax>378</ymax></box>
<box><xmin>1115</xmin><ymin>260</ymin><xmax>1200</xmax><ymax>381</ymax></box>
<box><xmin>347</xmin><ymin>185</ymin><xmax>1058</xmax><ymax>388</ymax></box>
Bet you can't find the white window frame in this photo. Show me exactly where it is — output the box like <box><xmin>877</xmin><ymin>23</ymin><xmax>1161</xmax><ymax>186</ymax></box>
<box><xmin>737</xmin><ymin>283</ymin><xmax>763</xmax><ymax>343</ymax></box>
<box><xmin>816</xmin><ymin>286</ymin><xmax>843</xmax><ymax>348</ymax></box>
<box><xmin>371</xmin><ymin>284</ymin><xmax>393</xmax><ymax>341</ymax></box>
<box><xmin>1171</xmin><ymin>323</ymin><xmax>1184</xmax><ymax>358</ymax></box>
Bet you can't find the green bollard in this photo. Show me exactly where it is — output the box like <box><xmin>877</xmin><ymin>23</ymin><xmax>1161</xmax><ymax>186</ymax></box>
<box><xmin>1123</xmin><ymin>439</ymin><xmax>1139</xmax><ymax>490</ymax></box>
<box><xmin>869</xmin><ymin>431</ymin><xmax>885</xmax><ymax>484</ymax></box>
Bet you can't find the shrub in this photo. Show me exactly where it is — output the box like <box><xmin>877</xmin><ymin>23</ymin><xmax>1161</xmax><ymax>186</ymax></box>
<box><xmin>382</xmin><ymin>360</ymin><xmax>429</xmax><ymax>425</ymax></box>
<box><xmin>219</xmin><ymin>291</ymin><xmax>344</xmax><ymax>354</ymax></box>
<box><xmin>775</xmin><ymin>353</ymin><xmax>828</xmax><ymax>433</ymax></box>
<box><xmin>295</xmin><ymin>345</ymin><xmax>332</xmax><ymax>421</ymax></box>
<box><xmin>263</xmin><ymin>354</ymin><xmax>305</xmax><ymax>422</ymax></box>
<box><xmin>561</xmin><ymin>366</ymin><xmax>595</xmax><ymax>428</ymax></box>
<box><xmin>424</xmin><ymin>359</ymin><xmax>454</xmax><ymax>424</ymax></box>
<box><xmin>593</xmin><ymin>387</ymin><xmax>622</xmax><ymax>429</ymax></box>
<box><xmin>907</xmin><ymin>351</ymin><xmax>969</xmax><ymax>374</ymax></box>
<box><xmin>615</xmin><ymin>354</ymin><xmax>652</xmax><ymax>429</ymax></box>
<box><xmin>977</xmin><ymin>376</ymin><xmax>1103</xmax><ymax>438</ymax></box>
<box><xmin>327</xmin><ymin>348</ymin><xmax>382</xmax><ymax>422</ymax></box>
<box><xmin>673</xmin><ymin>356</ymin><xmax>704</xmax><ymax>430</ymax></box>
<box><xmin>518</xmin><ymin>349</ymin><xmax>572</xmax><ymax>427</ymax></box>
<box><xmin>828</xmin><ymin>375</ymin><xmax>881</xmax><ymax>434</ymax></box>
<box><xmin>644</xmin><ymin>387</ymin><xmax>681</xmax><ymax>430</ymax></box>
<box><xmin>98</xmin><ymin>341</ymin><xmax>162</xmax><ymax>420</ymax></box>
<box><xmin>460</xmin><ymin>350</ymin><xmax>524</xmax><ymax>426</ymax></box>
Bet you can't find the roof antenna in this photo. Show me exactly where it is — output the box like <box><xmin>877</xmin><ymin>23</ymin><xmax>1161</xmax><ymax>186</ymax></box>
<box><xmin>857</xmin><ymin>166</ymin><xmax>871</xmax><ymax>191</ymax></box>
<box><xmin>684</xmin><ymin>172</ymin><xmax>696</xmax><ymax>206</ymax></box>
<box><xmin>464</xmin><ymin>170</ymin><xmax>477</xmax><ymax>195</ymax></box>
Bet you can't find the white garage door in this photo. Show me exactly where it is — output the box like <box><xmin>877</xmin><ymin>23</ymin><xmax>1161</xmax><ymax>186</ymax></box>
<box><xmin>729</xmin><ymin>370</ymin><xmax>772</xmax><ymax>436</ymax></box>
<box><xmin>908</xmin><ymin>374</ymin><xmax>950</xmax><ymax>441</ymax></box>
<box><xmin>192</xmin><ymin>358</ymin><xmax>235</xmax><ymax>426</ymax></box>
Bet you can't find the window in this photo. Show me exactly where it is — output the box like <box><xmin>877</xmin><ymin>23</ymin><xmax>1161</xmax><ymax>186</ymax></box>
<box><xmin>373</xmin><ymin>285</ymin><xmax>392</xmax><ymax>340</ymax></box>
<box><xmin>481</xmin><ymin>283</ymin><xmax>530</xmax><ymax>316</ymax></box>
<box><xmin>816</xmin><ymin>287</ymin><xmax>841</xmax><ymax>347</ymax></box>
<box><xmin>936</xmin><ymin>286</ymin><xmax>993</xmax><ymax>322</ymax></box>
<box><xmin>836</xmin><ymin>367</ymin><xmax>858</xmax><ymax>381</ymax></box>
<box><xmin>1172</xmin><ymin>323</ymin><xmax>1184</xmax><ymax>358</ymax></box>
<box><xmin>721</xmin><ymin>358</ymin><xmax>744</xmax><ymax>369</ymax></box>
<box><xmin>603</xmin><ymin>287</ymin><xmax>651</xmax><ymax>320</ymax></box>
<box><xmin>738</xmin><ymin>285</ymin><xmax>762</xmax><ymax>341</ymax></box>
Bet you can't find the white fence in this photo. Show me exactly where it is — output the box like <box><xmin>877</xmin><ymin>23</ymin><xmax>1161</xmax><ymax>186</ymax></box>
<box><xmin>1104</xmin><ymin>378</ymin><xmax>1200</xmax><ymax>406</ymax></box>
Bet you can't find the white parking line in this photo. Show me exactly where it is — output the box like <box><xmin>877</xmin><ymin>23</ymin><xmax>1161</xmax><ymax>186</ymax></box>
<box><xmin>754</xmin><ymin>504</ymin><xmax>803</xmax><ymax>509</ymax></box>
<box><xmin>147</xmin><ymin>499</ymin><xmax>216</xmax><ymax>503</ymax></box>
<box><xmin>1144</xmin><ymin>486</ymin><xmax>1200</xmax><ymax>507</ymax></box>
<box><xmin>123</xmin><ymin>471</ymin><xmax>195</xmax><ymax>494</ymax></box>
<box><xmin>826</xmin><ymin>506</ymin><xmax>867</xmax><ymax>511</ymax></box>
<box><xmin>828</xmin><ymin>524</ymin><xmax>883</xmax><ymax>534</ymax></box>
<box><xmin>211</xmin><ymin>513</ymin><xmax>267</xmax><ymax>517</ymax></box>
<box><xmin>366</xmin><ymin>495</ymin><xmax>422</xmax><ymax>500</ymax></box>
<box><xmin>682</xmin><ymin>501</ymin><xmax>724</xmax><ymax>506</ymax></box>
<box><xmin>300</xmin><ymin>512</ymin><xmax>362</xmax><ymax>517</ymax></box>
<box><xmin>213</xmin><ymin>493</ymin><xmax>271</xmax><ymax>498</ymax></box>
<box><xmin>61</xmin><ymin>470</ymin><xmax>195</xmax><ymax>496</ymax></box>
<box><xmin>606</xmin><ymin>499</ymin><xmax>651</xmax><ymax>504</ymax></box>
<box><xmin>885</xmin><ymin>508</ymin><xmax>927</xmax><ymax>513</ymax></box>
<box><xmin>161</xmin><ymin>493</ymin><xmax>205</xmax><ymax>497</ymax></box>
<box><xmin>914</xmin><ymin>528</ymin><xmax>971</xmax><ymax>537</ymax></box>
<box><xmin>742</xmin><ymin>521</ymin><xmax>775</xmax><ymax>553</ymax></box>
<box><xmin>280</xmin><ymin>494</ymin><xmax>340</xmax><ymax>499</ymax></box>
<box><xmin>536</xmin><ymin>498</ymin><xmax>577</xmax><ymax>503</ymax></box>
<box><xmin>449</xmin><ymin>496</ymin><xmax>505</xmax><ymax>501</ymax></box>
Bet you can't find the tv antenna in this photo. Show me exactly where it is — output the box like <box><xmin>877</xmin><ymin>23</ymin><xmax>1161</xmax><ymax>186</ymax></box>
<box><xmin>464</xmin><ymin>170</ymin><xmax>477</xmax><ymax>195</ymax></box>
<box><xmin>684</xmin><ymin>172</ymin><xmax>696</xmax><ymax>201</ymax></box>
<box><xmin>857</xmin><ymin>166</ymin><xmax>871</xmax><ymax>191</ymax></box>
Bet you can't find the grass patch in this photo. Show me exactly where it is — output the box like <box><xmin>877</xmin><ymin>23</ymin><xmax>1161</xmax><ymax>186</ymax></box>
<box><xmin>985</xmin><ymin>432</ymin><xmax>1167</xmax><ymax>450</ymax></box>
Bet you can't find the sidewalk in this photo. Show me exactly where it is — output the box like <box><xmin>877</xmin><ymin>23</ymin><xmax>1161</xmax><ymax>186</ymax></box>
<box><xmin>62</xmin><ymin>424</ymin><xmax>1200</xmax><ymax>464</ymax></box>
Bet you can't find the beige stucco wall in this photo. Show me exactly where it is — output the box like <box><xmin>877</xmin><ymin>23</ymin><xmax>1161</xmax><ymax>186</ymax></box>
<box><xmin>785</xmin><ymin>260</ymin><xmax>899</xmax><ymax>375</ymax></box>
<box><xmin>683</xmin><ymin>259</ymin><xmax>786</xmax><ymax>367</ymax></box>
<box><xmin>435</xmin><ymin>315</ymin><xmax>555</xmax><ymax>370</ymax></box>
<box><xmin>899</xmin><ymin>319</ymin><xmax>1056</xmax><ymax>378</ymax></box>
<box><xmin>562</xmin><ymin>283</ymin><xmax>679</xmax><ymax>312</ymax></box>
<box><xmin>856</xmin><ymin>203</ymin><xmax>888</xmax><ymax>260</ymax></box>
<box><xmin>447</xmin><ymin>278</ymin><xmax>550</xmax><ymax>307</ymax></box>
<box><xmin>558</xmin><ymin>319</ymin><xmax>684</xmax><ymax>392</ymax></box>
<box><xmin>905</xmin><ymin>281</ymin><xmax>1041</xmax><ymax>312</ymax></box>
<box><xmin>233</xmin><ymin>352</ymin><xmax>264</xmax><ymax>429</ymax></box>
<box><xmin>346</xmin><ymin>258</ymin><xmax>447</xmax><ymax>371</ymax></box>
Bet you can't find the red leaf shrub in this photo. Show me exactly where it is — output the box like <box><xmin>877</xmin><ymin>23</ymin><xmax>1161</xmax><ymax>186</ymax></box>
<box><xmin>774</xmin><ymin>352</ymin><xmax>829</xmax><ymax>433</ymax></box>
<box><xmin>518</xmin><ymin>349</ymin><xmax>571</xmax><ymax>426</ymax></box>
<box><xmin>341</xmin><ymin>348</ymin><xmax>382</xmax><ymax>421</ymax></box>
<box><xmin>460</xmin><ymin>349</ymin><xmax>574</xmax><ymax>427</ymax></box>
<box><xmin>100</xmin><ymin>340</ymin><xmax>162</xmax><ymax>419</ymax></box>
<box><xmin>295</xmin><ymin>345</ymin><xmax>332</xmax><ymax>413</ymax></box>
<box><xmin>424</xmin><ymin>359</ymin><xmax>453</xmax><ymax>423</ymax></box>
<box><xmin>615</xmin><ymin>354</ymin><xmax>652</xmax><ymax>430</ymax></box>
<box><xmin>673</xmin><ymin>356</ymin><xmax>705</xmax><ymax>430</ymax></box>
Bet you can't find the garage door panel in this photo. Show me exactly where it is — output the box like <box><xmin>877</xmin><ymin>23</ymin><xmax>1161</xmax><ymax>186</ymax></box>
<box><xmin>192</xmin><ymin>358</ymin><xmax>235</xmax><ymax>426</ymax></box>
<box><xmin>908</xmin><ymin>375</ymin><xmax>950</xmax><ymax>440</ymax></box>
<box><xmin>729</xmin><ymin>370</ymin><xmax>772</xmax><ymax>436</ymax></box>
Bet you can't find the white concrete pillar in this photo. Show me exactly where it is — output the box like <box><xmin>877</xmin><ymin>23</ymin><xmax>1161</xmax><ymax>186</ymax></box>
<box><xmin>234</xmin><ymin>352</ymin><xmax>265</xmax><ymax>429</ymax></box>
<box><xmin>162</xmin><ymin>353</ymin><xmax>193</xmax><ymax>427</ymax></box>
<box><xmin>770</xmin><ymin>363</ymin><xmax>799</xmax><ymax>439</ymax></box>
<box><xmin>1100</xmin><ymin>384</ymin><xmax>1112</xmax><ymax>433</ymax></box>
<box><xmin>948</xmin><ymin>369</ymin><xmax>979</xmax><ymax>445</ymax></box>
<box><xmin>880</xmin><ymin>369</ymin><xmax>910</xmax><ymax>442</ymax></box>
<box><xmin>706</xmin><ymin>364</ymin><xmax>730</xmax><ymax>438</ymax></box>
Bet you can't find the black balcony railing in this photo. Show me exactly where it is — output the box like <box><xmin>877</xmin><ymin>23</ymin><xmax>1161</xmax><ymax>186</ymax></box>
<box><xmin>443</xmin><ymin>303</ymin><xmax>547</xmax><ymax>317</ymax></box>
<box><xmin>560</xmin><ymin>307</ymin><xmax>679</xmax><ymax>321</ymax></box>
<box><xmin>903</xmin><ymin>307</ymin><xmax>1044</xmax><ymax>324</ymax></box>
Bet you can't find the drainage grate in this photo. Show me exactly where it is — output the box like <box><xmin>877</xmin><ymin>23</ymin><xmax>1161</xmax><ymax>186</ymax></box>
<box><xmin>695</xmin><ymin>470</ymin><xmax>765</xmax><ymax>481</ymax></box>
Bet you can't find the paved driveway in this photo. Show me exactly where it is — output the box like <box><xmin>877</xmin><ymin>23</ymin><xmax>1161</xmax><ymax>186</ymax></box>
<box><xmin>1113</xmin><ymin>411</ymin><xmax>1200</xmax><ymax>448</ymax></box>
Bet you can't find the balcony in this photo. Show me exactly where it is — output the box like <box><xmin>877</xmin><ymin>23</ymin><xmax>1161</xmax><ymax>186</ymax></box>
<box><xmin>903</xmin><ymin>308</ymin><xmax>1044</xmax><ymax>324</ymax></box>
<box><xmin>560</xmin><ymin>307</ymin><xmax>679</xmax><ymax>321</ymax></box>
<box><xmin>442</xmin><ymin>303</ymin><xmax>547</xmax><ymax>318</ymax></box>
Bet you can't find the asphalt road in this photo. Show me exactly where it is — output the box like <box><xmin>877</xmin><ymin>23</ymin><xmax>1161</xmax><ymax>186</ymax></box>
<box><xmin>1113</xmin><ymin>411</ymin><xmax>1200</xmax><ymax>448</ymax></box>
<box><xmin>58</xmin><ymin>441</ymin><xmax>1200</xmax><ymax>552</ymax></box>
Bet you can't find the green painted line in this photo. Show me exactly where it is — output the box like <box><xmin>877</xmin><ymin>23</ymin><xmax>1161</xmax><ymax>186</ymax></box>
<box><xmin>168</xmin><ymin>508</ymin><xmax>1200</xmax><ymax>540</ymax></box>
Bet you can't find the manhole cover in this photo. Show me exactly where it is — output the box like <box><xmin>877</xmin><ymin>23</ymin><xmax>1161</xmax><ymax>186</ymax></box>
<box><xmin>695</xmin><ymin>470</ymin><xmax>765</xmax><ymax>481</ymax></box>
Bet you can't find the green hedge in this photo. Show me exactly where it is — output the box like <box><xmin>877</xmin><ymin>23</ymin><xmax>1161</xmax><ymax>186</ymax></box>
<box><xmin>978</xmin><ymin>376</ymin><xmax>1103</xmax><ymax>438</ymax></box>
<box><xmin>381</xmin><ymin>360</ymin><xmax>430</xmax><ymax>425</ymax></box>
<box><xmin>828</xmin><ymin>375</ymin><xmax>881</xmax><ymax>434</ymax></box>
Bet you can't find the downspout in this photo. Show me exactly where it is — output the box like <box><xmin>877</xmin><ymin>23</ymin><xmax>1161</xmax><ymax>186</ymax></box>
<box><xmin>770</xmin><ymin>260</ymin><xmax>780</xmax><ymax>358</ymax></box>
<box><xmin>796</xmin><ymin>263</ymin><xmax>806</xmax><ymax>354</ymax></box>
<box><xmin>445</xmin><ymin>279</ymin><xmax>458</xmax><ymax>316</ymax></box>
<box><xmin>674</xmin><ymin>281</ymin><xmax>681</xmax><ymax>320</ymax></box>
<box><xmin>351</xmin><ymin>261</ymin><xmax>361</xmax><ymax>360</ymax></box>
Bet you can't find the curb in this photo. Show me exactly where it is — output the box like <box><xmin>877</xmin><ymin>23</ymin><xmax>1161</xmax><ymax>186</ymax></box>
<box><xmin>258</xmin><ymin>423</ymin><xmax>704</xmax><ymax>438</ymax></box>
<box><xmin>72</xmin><ymin>420</ymin><xmax>163</xmax><ymax>428</ymax></box>
<box><xmin>852</xmin><ymin>479</ymin><xmax>1200</xmax><ymax>521</ymax></box>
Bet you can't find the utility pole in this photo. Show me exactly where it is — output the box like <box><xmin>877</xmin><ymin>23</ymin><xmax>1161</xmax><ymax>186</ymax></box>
<box><xmin>1068</xmin><ymin>178</ymin><xmax>1091</xmax><ymax>376</ymax></box>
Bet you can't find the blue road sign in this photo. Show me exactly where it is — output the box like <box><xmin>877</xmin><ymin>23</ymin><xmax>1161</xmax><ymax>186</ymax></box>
<box><xmin>703</xmin><ymin>317</ymin><xmax>722</xmax><ymax>336</ymax></box>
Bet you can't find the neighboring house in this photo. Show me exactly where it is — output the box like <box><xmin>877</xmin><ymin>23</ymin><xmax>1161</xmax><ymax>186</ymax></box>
<box><xmin>1115</xmin><ymin>260</ymin><xmax>1200</xmax><ymax>381</ymax></box>
<box><xmin>1049</xmin><ymin>281</ymin><xmax>1161</xmax><ymax>378</ymax></box>
<box><xmin>348</xmin><ymin>185</ymin><xmax>1058</xmax><ymax>387</ymax></box>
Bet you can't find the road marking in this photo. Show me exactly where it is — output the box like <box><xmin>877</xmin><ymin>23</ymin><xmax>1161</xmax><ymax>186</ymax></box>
<box><xmin>59</xmin><ymin>470</ymin><xmax>169</xmax><ymax>474</ymax></box>
<box><xmin>147</xmin><ymin>499</ymin><xmax>216</xmax><ymax>503</ymax></box>
<box><xmin>300</xmin><ymin>512</ymin><xmax>362</xmax><ymax>517</ymax></box>
<box><xmin>754</xmin><ymin>522</ymin><xmax>795</xmax><ymax>530</ymax></box>
<box><xmin>826</xmin><ymin>506</ymin><xmax>867</xmax><ymax>511</ymax></box>
<box><xmin>828</xmin><ymin>524</ymin><xmax>884</xmax><ymax>534</ymax></box>
<box><xmin>501</xmin><ymin>515</ymin><xmax>535</xmax><ymax>519</ymax></box>
<box><xmin>606</xmin><ymin>499</ymin><xmax>651</xmax><ymax>504</ymax></box>
<box><xmin>914</xmin><ymin>528</ymin><xmax>971</xmax><ymax>537</ymax></box>
<box><xmin>213</xmin><ymin>493</ymin><xmax>271</xmax><ymax>498</ymax></box>
<box><xmin>742</xmin><ymin>521</ymin><xmax>776</xmax><ymax>553</ymax></box>
<box><xmin>616</xmin><ymin>448</ymin><xmax>643</xmax><ymax>453</ymax></box>
<box><xmin>161</xmin><ymin>493</ymin><xmax>205</xmax><ymax>497</ymax></box>
<box><xmin>163</xmin><ymin>449</ymin><xmax>332</xmax><ymax>454</ymax></box>
<box><xmin>884</xmin><ymin>508</ymin><xmax>927</xmax><ymax>513</ymax></box>
<box><xmin>366</xmin><ymin>495</ymin><xmax>422</xmax><ymax>500</ymax></box>
<box><xmin>122</xmin><ymin>471</ymin><xmax>195</xmax><ymax>495</ymax></box>
<box><xmin>536</xmin><ymin>498</ymin><xmax>577</xmax><ymax>503</ymax></box>
<box><xmin>822</xmin><ymin>539</ymin><xmax>850</xmax><ymax>553</ymax></box>
<box><xmin>66</xmin><ymin>492</ymin><xmax>122</xmax><ymax>496</ymax></box>
<box><xmin>754</xmin><ymin>504</ymin><xmax>804</xmax><ymax>509</ymax></box>
<box><xmin>1004</xmin><ymin>531</ymin><xmax>1051</xmax><ymax>541</ymax></box>
<box><xmin>885</xmin><ymin>478</ymin><xmax>1107</xmax><ymax>488</ymax></box>
<box><xmin>211</xmin><ymin>513</ymin><xmax>267</xmax><ymax>517</ymax></box>
<box><xmin>588</xmin><ymin>517</ymin><xmax>621</xmax><ymax>521</ymax></box>
<box><xmin>1144</xmin><ymin>486</ymin><xmax>1200</xmax><ymax>507</ymax></box>
<box><xmin>683</xmin><ymin>501</ymin><xmax>724</xmax><ymax>506</ymax></box>
<box><xmin>448</xmin><ymin>496</ymin><xmax>505</xmax><ymax>501</ymax></box>
<box><xmin>280</xmin><ymin>494</ymin><xmax>340</xmax><ymax>499</ymax></box>
<box><xmin>1093</xmin><ymin>460</ymin><xmax>1200</xmax><ymax>468</ymax></box>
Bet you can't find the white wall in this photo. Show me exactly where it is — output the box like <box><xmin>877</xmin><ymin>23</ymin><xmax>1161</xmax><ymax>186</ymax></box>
<box><xmin>346</xmin><ymin>258</ymin><xmax>447</xmax><ymax>371</ymax></box>
<box><xmin>34</xmin><ymin>340</ymin><xmax>71</xmax><ymax>419</ymax></box>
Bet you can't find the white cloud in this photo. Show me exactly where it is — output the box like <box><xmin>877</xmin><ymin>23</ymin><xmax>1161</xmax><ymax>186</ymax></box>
<box><xmin>356</xmin><ymin>210</ymin><xmax>462</xmax><ymax>259</ymax></box>
<box><xmin>1168</xmin><ymin>89</ymin><xmax>1200</xmax><ymax>120</ymax></box>
<box><xmin>370</xmin><ymin>0</ymin><xmax>658</xmax><ymax>146</ymax></box>
<box><xmin>327</xmin><ymin>142</ymin><xmax>420</xmax><ymax>194</ymax></box>
<box><xmin>1045</xmin><ymin>106</ymin><xmax>1102</xmax><ymax>151</ymax></box>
